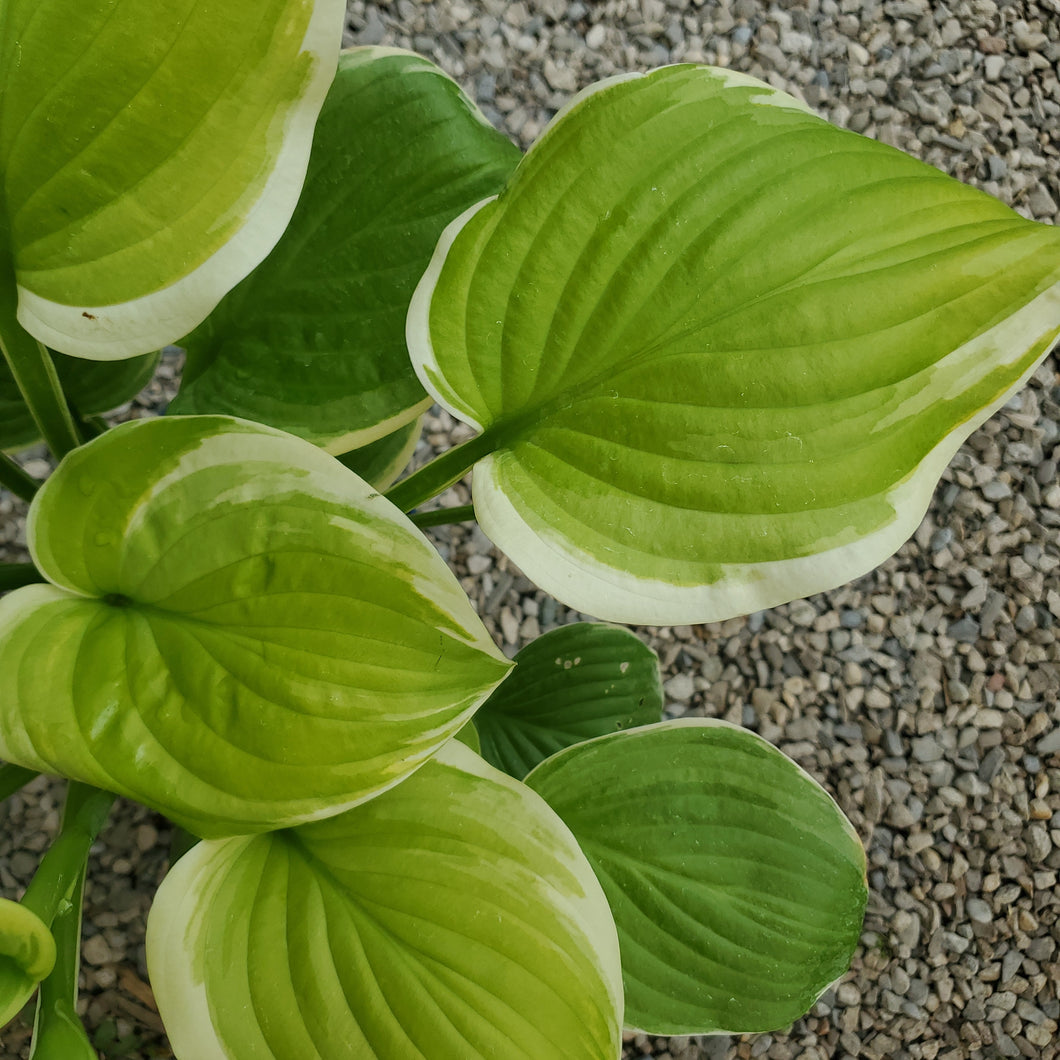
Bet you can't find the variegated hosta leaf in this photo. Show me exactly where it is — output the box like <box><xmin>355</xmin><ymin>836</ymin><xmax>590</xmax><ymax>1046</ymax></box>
<box><xmin>0</xmin><ymin>417</ymin><xmax>511</xmax><ymax>837</ymax></box>
<box><xmin>525</xmin><ymin>719</ymin><xmax>868</xmax><ymax>1035</ymax></box>
<box><xmin>0</xmin><ymin>899</ymin><xmax>55</xmax><ymax>1026</ymax></box>
<box><xmin>171</xmin><ymin>47</ymin><xmax>520</xmax><ymax>452</ymax></box>
<box><xmin>0</xmin><ymin>348</ymin><xmax>158</xmax><ymax>451</ymax></box>
<box><xmin>409</xmin><ymin>64</ymin><xmax>1060</xmax><ymax>624</ymax></box>
<box><xmin>147</xmin><ymin>743</ymin><xmax>624</xmax><ymax>1060</ymax></box>
<box><xmin>337</xmin><ymin>415</ymin><xmax>423</xmax><ymax>490</ymax></box>
<box><xmin>475</xmin><ymin>623</ymin><xmax>663</xmax><ymax>780</ymax></box>
<box><xmin>0</xmin><ymin>0</ymin><xmax>345</xmax><ymax>359</ymax></box>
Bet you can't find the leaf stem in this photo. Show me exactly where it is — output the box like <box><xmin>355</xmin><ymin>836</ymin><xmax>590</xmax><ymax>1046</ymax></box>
<box><xmin>0</xmin><ymin>250</ymin><xmax>82</xmax><ymax>460</ymax></box>
<box><xmin>21</xmin><ymin>784</ymin><xmax>116</xmax><ymax>926</ymax></box>
<box><xmin>0</xmin><ymin>763</ymin><xmax>39</xmax><ymax>802</ymax></box>
<box><xmin>0</xmin><ymin>333</ymin><xmax>82</xmax><ymax>461</ymax></box>
<box><xmin>384</xmin><ymin>427</ymin><xmax>501</xmax><ymax>513</ymax></box>
<box><xmin>28</xmin><ymin>853</ymin><xmax>96</xmax><ymax>1059</ymax></box>
<box><xmin>27</xmin><ymin>783</ymin><xmax>109</xmax><ymax>1059</ymax></box>
<box><xmin>409</xmin><ymin>504</ymin><xmax>477</xmax><ymax>529</ymax></box>
<box><xmin>78</xmin><ymin>415</ymin><xmax>109</xmax><ymax>439</ymax></box>
<box><xmin>0</xmin><ymin>562</ymin><xmax>46</xmax><ymax>592</ymax></box>
<box><xmin>0</xmin><ymin>450</ymin><xmax>39</xmax><ymax>501</ymax></box>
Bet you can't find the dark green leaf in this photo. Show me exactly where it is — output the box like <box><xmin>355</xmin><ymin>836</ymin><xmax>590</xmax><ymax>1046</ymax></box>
<box><xmin>476</xmin><ymin>623</ymin><xmax>662</xmax><ymax>779</ymax></box>
<box><xmin>172</xmin><ymin>47</ymin><xmax>521</xmax><ymax>452</ymax></box>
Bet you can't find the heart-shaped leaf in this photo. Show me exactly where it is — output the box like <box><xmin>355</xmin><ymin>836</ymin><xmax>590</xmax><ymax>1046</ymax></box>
<box><xmin>0</xmin><ymin>349</ymin><xmax>158</xmax><ymax>451</ymax></box>
<box><xmin>171</xmin><ymin>47</ymin><xmax>521</xmax><ymax>452</ymax></box>
<box><xmin>526</xmin><ymin>719</ymin><xmax>867</xmax><ymax>1035</ymax></box>
<box><xmin>475</xmin><ymin>623</ymin><xmax>663</xmax><ymax>779</ymax></box>
<box><xmin>0</xmin><ymin>0</ymin><xmax>345</xmax><ymax>358</ymax></box>
<box><xmin>0</xmin><ymin>416</ymin><xmax>511</xmax><ymax>837</ymax></box>
<box><xmin>147</xmin><ymin>742</ymin><xmax>623</xmax><ymax>1060</ymax></box>
<box><xmin>409</xmin><ymin>65</ymin><xmax>1060</xmax><ymax>624</ymax></box>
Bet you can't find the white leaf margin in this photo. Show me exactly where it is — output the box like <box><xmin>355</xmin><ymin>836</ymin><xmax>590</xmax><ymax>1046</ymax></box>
<box><xmin>15</xmin><ymin>0</ymin><xmax>347</xmax><ymax>361</ymax></box>
<box><xmin>470</xmin><ymin>281</ymin><xmax>1060</xmax><ymax>624</ymax></box>
<box><xmin>399</xmin><ymin>66</ymin><xmax>1060</xmax><ymax>626</ymax></box>
<box><xmin>146</xmin><ymin>740</ymin><xmax>625</xmax><ymax>1060</ymax></box>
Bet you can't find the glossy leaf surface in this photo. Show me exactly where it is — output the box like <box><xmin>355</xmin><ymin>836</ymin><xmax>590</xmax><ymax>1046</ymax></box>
<box><xmin>475</xmin><ymin>623</ymin><xmax>663</xmax><ymax>779</ymax></box>
<box><xmin>172</xmin><ymin>48</ymin><xmax>520</xmax><ymax>452</ymax></box>
<box><xmin>147</xmin><ymin>743</ymin><xmax>623</xmax><ymax>1060</ymax></box>
<box><xmin>0</xmin><ymin>417</ymin><xmax>510</xmax><ymax>836</ymax></box>
<box><xmin>526</xmin><ymin>719</ymin><xmax>868</xmax><ymax>1034</ymax></box>
<box><xmin>410</xmin><ymin>65</ymin><xmax>1060</xmax><ymax>624</ymax></box>
<box><xmin>0</xmin><ymin>0</ymin><xmax>345</xmax><ymax>358</ymax></box>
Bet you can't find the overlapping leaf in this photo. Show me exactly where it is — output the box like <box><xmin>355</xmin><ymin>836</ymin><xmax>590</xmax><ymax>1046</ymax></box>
<box><xmin>337</xmin><ymin>415</ymin><xmax>422</xmax><ymax>490</ymax></box>
<box><xmin>171</xmin><ymin>48</ymin><xmax>521</xmax><ymax>452</ymax></box>
<box><xmin>526</xmin><ymin>719</ymin><xmax>867</xmax><ymax>1034</ymax></box>
<box><xmin>475</xmin><ymin>623</ymin><xmax>663</xmax><ymax>779</ymax></box>
<box><xmin>147</xmin><ymin>743</ymin><xmax>623</xmax><ymax>1060</ymax></box>
<box><xmin>0</xmin><ymin>899</ymin><xmax>55</xmax><ymax>1025</ymax></box>
<box><xmin>409</xmin><ymin>64</ymin><xmax>1060</xmax><ymax>624</ymax></box>
<box><xmin>0</xmin><ymin>416</ymin><xmax>511</xmax><ymax>836</ymax></box>
<box><xmin>0</xmin><ymin>0</ymin><xmax>345</xmax><ymax>358</ymax></box>
<box><xmin>0</xmin><ymin>349</ymin><xmax>157</xmax><ymax>451</ymax></box>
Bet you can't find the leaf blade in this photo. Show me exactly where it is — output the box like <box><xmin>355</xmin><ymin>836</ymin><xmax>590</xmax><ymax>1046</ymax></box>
<box><xmin>147</xmin><ymin>743</ymin><xmax>623</xmax><ymax>1059</ymax></box>
<box><xmin>0</xmin><ymin>417</ymin><xmax>511</xmax><ymax>836</ymax></box>
<box><xmin>475</xmin><ymin>623</ymin><xmax>663</xmax><ymax>779</ymax></box>
<box><xmin>410</xmin><ymin>65</ymin><xmax>1060</xmax><ymax>623</ymax></box>
<box><xmin>170</xmin><ymin>47</ymin><xmax>520</xmax><ymax>450</ymax></box>
<box><xmin>1</xmin><ymin>0</ymin><xmax>345</xmax><ymax>358</ymax></box>
<box><xmin>526</xmin><ymin>719</ymin><xmax>868</xmax><ymax>1035</ymax></box>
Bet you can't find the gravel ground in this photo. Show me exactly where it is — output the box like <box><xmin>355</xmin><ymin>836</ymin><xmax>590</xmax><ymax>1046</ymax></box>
<box><xmin>2</xmin><ymin>2</ymin><xmax>1059</xmax><ymax>1059</ymax></box>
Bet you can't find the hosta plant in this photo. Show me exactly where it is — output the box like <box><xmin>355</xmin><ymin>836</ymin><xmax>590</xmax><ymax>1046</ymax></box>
<box><xmin>0</xmin><ymin>3</ymin><xmax>1058</xmax><ymax>1058</ymax></box>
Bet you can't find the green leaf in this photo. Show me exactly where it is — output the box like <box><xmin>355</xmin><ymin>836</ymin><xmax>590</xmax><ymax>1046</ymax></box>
<box><xmin>336</xmin><ymin>415</ymin><xmax>422</xmax><ymax>491</ymax></box>
<box><xmin>171</xmin><ymin>47</ymin><xmax>521</xmax><ymax>452</ymax></box>
<box><xmin>409</xmin><ymin>65</ymin><xmax>1060</xmax><ymax>624</ymax></box>
<box><xmin>475</xmin><ymin>623</ymin><xmax>663</xmax><ymax>780</ymax></box>
<box><xmin>0</xmin><ymin>898</ymin><xmax>55</xmax><ymax>1026</ymax></box>
<box><xmin>146</xmin><ymin>742</ymin><xmax>623</xmax><ymax>1060</ymax></box>
<box><xmin>0</xmin><ymin>349</ymin><xmax>158</xmax><ymax>451</ymax></box>
<box><xmin>0</xmin><ymin>0</ymin><xmax>346</xmax><ymax>359</ymax></box>
<box><xmin>453</xmin><ymin>719</ymin><xmax>482</xmax><ymax>755</ymax></box>
<box><xmin>0</xmin><ymin>416</ymin><xmax>511</xmax><ymax>837</ymax></box>
<box><xmin>525</xmin><ymin>719</ymin><xmax>868</xmax><ymax>1035</ymax></box>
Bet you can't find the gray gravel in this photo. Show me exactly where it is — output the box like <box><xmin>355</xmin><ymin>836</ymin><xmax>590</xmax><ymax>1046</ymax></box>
<box><xmin>2</xmin><ymin>2</ymin><xmax>1059</xmax><ymax>1059</ymax></box>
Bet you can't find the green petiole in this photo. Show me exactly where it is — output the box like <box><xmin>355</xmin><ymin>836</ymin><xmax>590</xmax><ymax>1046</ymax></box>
<box><xmin>20</xmin><ymin>784</ymin><xmax>116</xmax><ymax>928</ymax></box>
<box><xmin>25</xmin><ymin>783</ymin><xmax>114</xmax><ymax>1059</ymax></box>
<box><xmin>409</xmin><ymin>504</ymin><xmax>477</xmax><ymax>529</ymax></box>
<box><xmin>384</xmin><ymin>427</ymin><xmax>501</xmax><ymax>513</ymax></box>
<box><xmin>0</xmin><ymin>452</ymin><xmax>39</xmax><ymax>503</ymax></box>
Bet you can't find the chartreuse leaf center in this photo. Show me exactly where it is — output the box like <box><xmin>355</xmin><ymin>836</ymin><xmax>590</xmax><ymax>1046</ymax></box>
<box><xmin>0</xmin><ymin>0</ymin><xmax>346</xmax><ymax>358</ymax></box>
<box><xmin>146</xmin><ymin>744</ymin><xmax>624</xmax><ymax>1060</ymax></box>
<box><xmin>0</xmin><ymin>416</ymin><xmax>511</xmax><ymax>838</ymax></box>
<box><xmin>407</xmin><ymin>63</ymin><xmax>1060</xmax><ymax>624</ymax></box>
